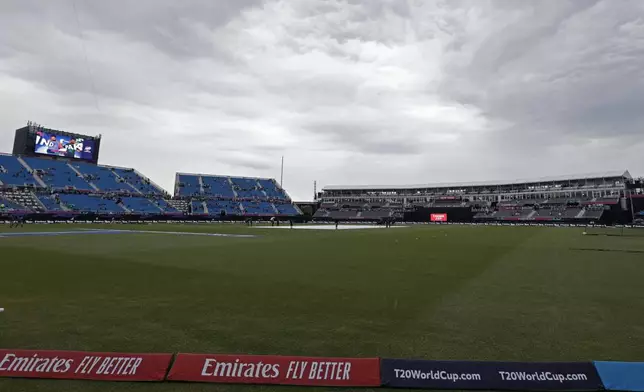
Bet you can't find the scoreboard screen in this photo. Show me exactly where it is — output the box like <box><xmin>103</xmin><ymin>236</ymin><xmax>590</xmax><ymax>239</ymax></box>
<box><xmin>34</xmin><ymin>131</ymin><xmax>95</xmax><ymax>161</ymax></box>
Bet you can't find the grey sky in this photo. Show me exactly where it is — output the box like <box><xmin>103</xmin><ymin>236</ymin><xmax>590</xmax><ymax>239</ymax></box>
<box><xmin>0</xmin><ymin>0</ymin><xmax>642</xmax><ymax>200</ymax></box>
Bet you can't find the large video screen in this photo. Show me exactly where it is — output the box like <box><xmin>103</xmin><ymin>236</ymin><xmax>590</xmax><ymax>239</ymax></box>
<box><xmin>34</xmin><ymin>131</ymin><xmax>95</xmax><ymax>160</ymax></box>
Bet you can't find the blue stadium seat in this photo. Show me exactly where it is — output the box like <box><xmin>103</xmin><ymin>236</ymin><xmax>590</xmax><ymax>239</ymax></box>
<box><xmin>275</xmin><ymin>203</ymin><xmax>300</xmax><ymax>216</ymax></box>
<box><xmin>206</xmin><ymin>200</ymin><xmax>242</xmax><ymax>215</ymax></box>
<box><xmin>112</xmin><ymin>168</ymin><xmax>164</xmax><ymax>195</ymax></box>
<box><xmin>0</xmin><ymin>155</ymin><xmax>38</xmax><ymax>187</ymax></box>
<box><xmin>202</xmin><ymin>176</ymin><xmax>235</xmax><ymax>198</ymax></box>
<box><xmin>241</xmin><ymin>201</ymin><xmax>275</xmax><ymax>215</ymax></box>
<box><xmin>71</xmin><ymin>162</ymin><xmax>137</xmax><ymax>193</ymax></box>
<box><xmin>259</xmin><ymin>178</ymin><xmax>288</xmax><ymax>200</ymax></box>
<box><xmin>155</xmin><ymin>198</ymin><xmax>180</xmax><ymax>213</ymax></box>
<box><xmin>58</xmin><ymin>194</ymin><xmax>124</xmax><ymax>214</ymax></box>
<box><xmin>121</xmin><ymin>197</ymin><xmax>163</xmax><ymax>214</ymax></box>
<box><xmin>23</xmin><ymin>157</ymin><xmax>93</xmax><ymax>191</ymax></box>
<box><xmin>191</xmin><ymin>200</ymin><xmax>206</xmax><ymax>214</ymax></box>
<box><xmin>177</xmin><ymin>174</ymin><xmax>202</xmax><ymax>197</ymax></box>
<box><xmin>36</xmin><ymin>194</ymin><xmax>66</xmax><ymax>212</ymax></box>
<box><xmin>231</xmin><ymin>177</ymin><xmax>267</xmax><ymax>200</ymax></box>
<box><xmin>174</xmin><ymin>172</ymin><xmax>298</xmax><ymax>217</ymax></box>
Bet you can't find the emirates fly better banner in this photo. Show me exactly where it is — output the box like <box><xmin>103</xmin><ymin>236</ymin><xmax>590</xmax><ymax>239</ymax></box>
<box><xmin>0</xmin><ymin>349</ymin><xmax>173</xmax><ymax>381</ymax></box>
<box><xmin>168</xmin><ymin>353</ymin><xmax>381</xmax><ymax>387</ymax></box>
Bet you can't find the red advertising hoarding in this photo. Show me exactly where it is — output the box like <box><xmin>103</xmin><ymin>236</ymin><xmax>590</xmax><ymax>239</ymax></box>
<box><xmin>168</xmin><ymin>353</ymin><xmax>381</xmax><ymax>387</ymax></box>
<box><xmin>0</xmin><ymin>349</ymin><xmax>173</xmax><ymax>382</ymax></box>
<box><xmin>430</xmin><ymin>213</ymin><xmax>448</xmax><ymax>222</ymax></box>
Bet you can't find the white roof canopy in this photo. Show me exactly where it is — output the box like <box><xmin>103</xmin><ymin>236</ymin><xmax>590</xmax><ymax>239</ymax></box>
<box><xmin>323</xmin><ymin>170</ymin><xmax>632</xmax><ymax>192</ymax></box>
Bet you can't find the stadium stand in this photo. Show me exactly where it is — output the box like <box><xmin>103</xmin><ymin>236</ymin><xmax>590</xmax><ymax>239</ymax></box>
<box><xmin>583</xmin><ymin>204</ymin><xmax>606</xmax><ymax>220</ymax></box>
<box><xmin>201</xmin><ymin>175</ymin><xmax>235</xmax><ymax>198</ymax></box>
<box><xmin>3</xmin><ymin>122</ymin><xmax>302</xmax><ymax>220</ymax></box>
<box><xmin>71</xmin><ymin>162</ymin><xmax>138</xmax><ymax>193</ymax></box>
<box><xmin>313</xmin><ymin>208</ymin><xmax>330</xmax><ymax>219</ymax></box>
<box><xmin>360</xmin><ymin>209</ymin><xmax>394</xmax><ymax>219</ymax></box>
<box><xmin>232</xmin><ymin>177</ymin><xmax>266</xmax><ymax>199</ymax></box>
<box><xmin>174</xmin><ymin>172</ymin><xmax>301</xmax><ymax>218</ymax></box>
<box><xmin>176</xmin><ymin>174</ymin><xmax>202</xmax><ymax>197</ymax></box>
<box><xmin>319</xmin><ymin>171</ymin><xmax>633</xmax><ymax>224</ymax></box>
<box><xmin>36</xmin><ymin>194</ymin><xmax>67</xmax><ymax>212</ymax></box>
<box><xmin>205</xmin><ymin>200</ymin><xmax>242</xmax><ymax>216</ymax></box>
<box><xmin>532</xmin><ymin>206</ymin><xmax>566</xmax><ymax>220</ymax></box>
<box><xmin>0</xmin><ymin>155</ymin><xmax>179</xmax><ymax>217</ymax></box>
<box><xmin>259</xmin><ymin>178</ymin><xmax>288</xmax><ymax>200</ymax></box>
<box><xmin>328</xmin><ymin>210</ymin><xmax>360</xmax><ymax>220</ymax></box>
<box><xmin>190</xmin><ymin>200</ymin><xmax>206</xmax><ymax>215</ymax></box>
<box><xmin>0</xmin><ymin>154</ymin><xmax>39</xmax><ymax>187</ymax></box>
<box><xmin>1</xmin><ymin>190</ymin><xmax>41</xmax><ymax>211</ymax></box>
<box><xmin>57</xmin><ymin>194</ymin><xmax>124</xmax><ymax>214</ymax></box>
<box><xmin>155</xmin><ymin>198</ymin><xmax>181</xmax><ymax>213</ymax></box>
<box><xmin>0</xmin><ymin>194</ymin><xmax>30</xmax><ymax>212</ymax></box>
<box><xmin>313</xmin><ymin>199</ymin><xmax>403</xmax><ymax>221</ymax></box>
<box><xmin>111</xmin><ymin>167</ymin><xmax>165</xmax><ymax>195</ymax></box>
<box><xmin>120</xmin><ymin>197</ymin><xmax>163</xmax><ymax>214</ymax></box>
<box><xmin>592</xmin><ymin>196</ymin><xmax>619</xmax><ymax>205</ymax></box>
<box><xmin>2</xmin><ymin>140</ymin><xmax>638</xmax><ymax>224</ymax></box>
<box><xmin>241</xmin><ymin>201</ymin><xmax>275</xmax><ymax>215</ymax></box>
<box><xmin>164</xmin><ymin>199</ymin><xmax>186</xmax><ymax>213</ymax></box>
<box><xmin>274</xmin><ymin>203</ymin><xmax>299</xmax><ymax>216</ymax></box>
<box><xmin>22</xmin><ymin>157</ymin><xmax>94</xmax><ymax>191</ymax></box>
<box><xmin>1</xmin><ymin>153</ymin><xmax>183</xmax><ymax>217</ymax></box>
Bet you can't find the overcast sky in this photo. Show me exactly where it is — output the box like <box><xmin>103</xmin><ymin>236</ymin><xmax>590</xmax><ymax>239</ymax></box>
<box><xmin>0</xmin><ymin>0</ymin><xmax>642</xmax><ymax>200</ymax></box>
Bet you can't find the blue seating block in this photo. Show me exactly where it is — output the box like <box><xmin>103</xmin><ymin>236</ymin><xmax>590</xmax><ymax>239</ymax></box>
<box><xmin>0</xmin><ymin>155</ymin><xmax>38</xmax><ymax>187</ymax></box>
<box><xmin>155</xmin><ymin>198</ymin><xmax>180</xmax><ymax>213</ymax></box>
<box><xmin>202</xmin><ymin>176</ymin><xmax>235</xmax><ymax>198</ymax></box>
<box><xmin>23</xmin><ymin>157</ymin><xmax>93</xmax><ymax>191</ymax></box>
<box><xmin>121</xmin><ymin>197</ymin><xmax>162</xmax><ymax>214</ymax></box>
<box><xmin>191</xmin><ymin>200</ymin><xmax>205</xmax><ymax>214</ymax></box>
<box><xmin>206</xmin><ymin>200</ymin><xmax>241</xmax><ymax>215</ymax></box>
<box><xmin>113</xmin><ymin>168</ymin><xmax>163</xmax><ymax>195</ymax></box>
<box><xmin>36</xmin><ymin>195</ymin><xmax>66</xmax><ymax>212</ymax></box>
<box><xmin>275</xmin><ymin>203</ymin><xmax>299</xmax><ymax>216</ymax></box>
<box><xmin>71</xmin><ymin>163</ymin><xmax>136</xmax><ymax>193</ymax></box>
<box><xmin>259</xmin><ymin>178</ymin><xmax>288</xmax><ymax>200</ymax></box>
<box><xmin>58</xmin><ymin>194</ymin><xmax>123</xmax><ymax>214</ymax></box>
<box><xmin>178</xmin><ymin>175</ymin><xmax>202</xmax><ymax>196</ymax></box>
<box><xmin>241</xmin><ymin>201</ymin><xmax>274</xmax><ymax>215</ymax></box>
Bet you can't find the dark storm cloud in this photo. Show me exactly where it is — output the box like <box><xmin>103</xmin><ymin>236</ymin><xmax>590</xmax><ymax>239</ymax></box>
<box><xmin>0</xmin><ymin>0</ymin><xmax>642</xmax><ymax>199</ymax></box>
<box><xmin>305</xmin><ymin>121</ymin><xmax>425</xmax><ymax>155</ymax></box>
<box><xmin>440</xmin><ymin>0</ymin><xmax>644</xmax><ymax>148</ymax></box>
<box><xmin>80</xmin><ymin>0</ymin><xmax>264</xmax><ymax>60</ymax></box>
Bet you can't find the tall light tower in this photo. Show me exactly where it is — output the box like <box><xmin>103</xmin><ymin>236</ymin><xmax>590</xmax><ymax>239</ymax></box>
<box><xmin>280</xmin><ymin>156</ymin><xmax>284</xmax><ymax>187</ymax></box>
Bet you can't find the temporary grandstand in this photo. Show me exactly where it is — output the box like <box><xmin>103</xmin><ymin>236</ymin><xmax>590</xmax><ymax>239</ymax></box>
<box><xmin>316</xmin><ymin>171</ymin><xmax>636</xmax><ymax>224</ymax></box>
<box><xmin>0</xmin><ymin>152</ymin><xmax>301</xmax><ymax>220</ymax></box>
<box><xmin>174</xmin><ymin>172</ymin><xmax>301</xmax><ymax>218</ymax></box>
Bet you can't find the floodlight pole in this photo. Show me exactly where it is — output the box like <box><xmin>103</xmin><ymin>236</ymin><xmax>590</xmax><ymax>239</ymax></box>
<box><xmin>280</xmin><ymin>156</ymin><xmax>284</xmax><ymax>188</ymax></box>
<box><xmin>628</xmin><ymin>189</ymin><xmax>636</xmax><ymax>223</ymax></box>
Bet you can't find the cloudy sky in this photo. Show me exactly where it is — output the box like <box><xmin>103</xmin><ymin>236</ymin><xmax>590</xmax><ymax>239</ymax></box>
<box><xmin>0</xmin><ymin>0</ymin><xmax>643</xmax><ymax>200</ymax></box>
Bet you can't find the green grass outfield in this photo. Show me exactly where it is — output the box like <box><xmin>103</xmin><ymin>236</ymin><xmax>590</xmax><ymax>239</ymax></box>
<box><xmin>1</xmin><ymin>223</ymin><xmax>644</xmax><ymax>392</ymax></box>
